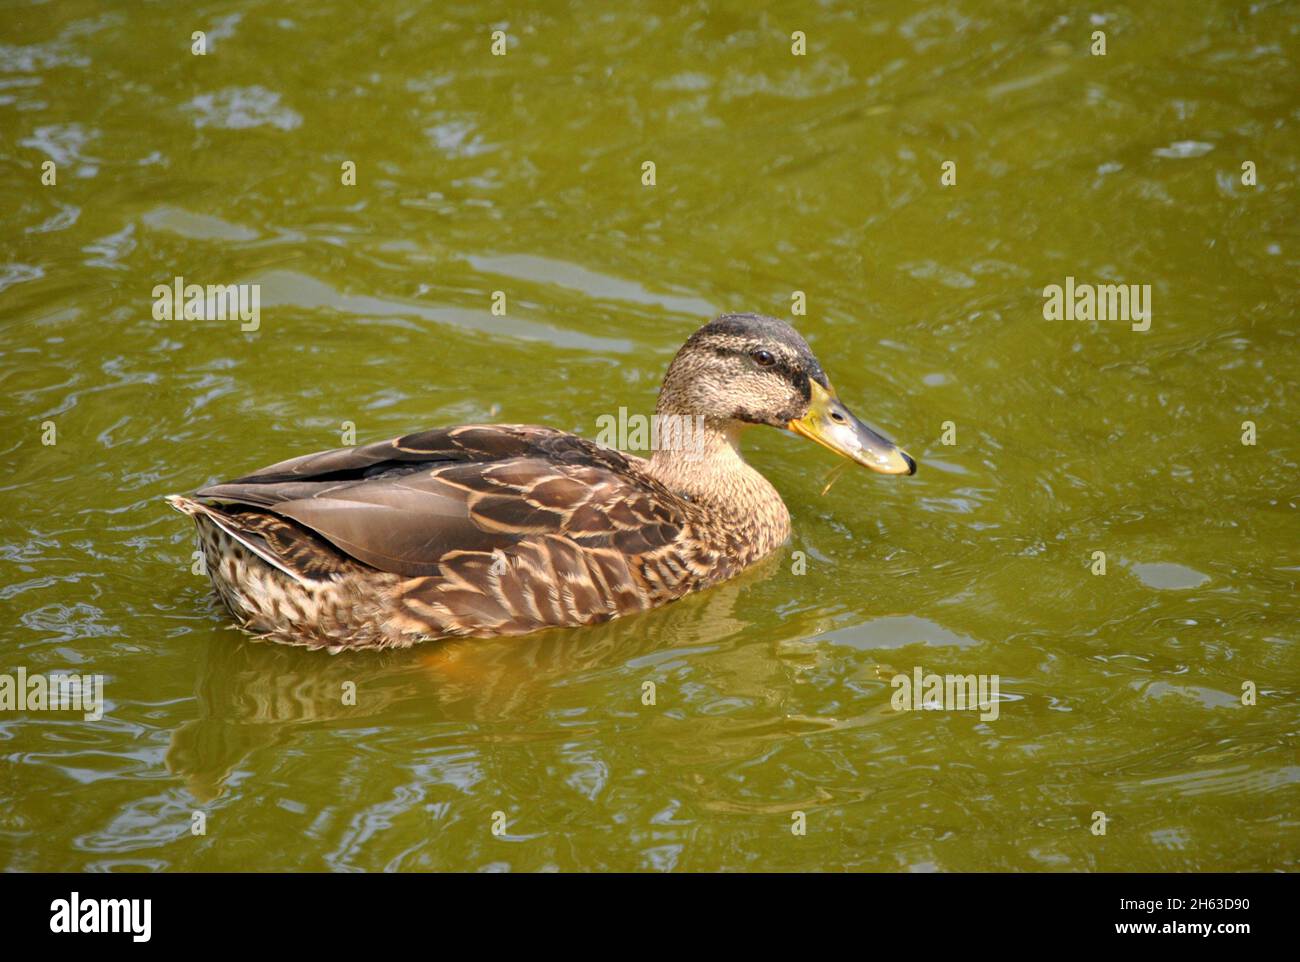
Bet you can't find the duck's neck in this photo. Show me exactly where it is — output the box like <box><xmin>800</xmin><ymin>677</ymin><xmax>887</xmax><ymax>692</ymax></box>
<box><xmin>647</xmin><ymin>416</ymin><xmax>791</xmax><ymax>559</ymax></box>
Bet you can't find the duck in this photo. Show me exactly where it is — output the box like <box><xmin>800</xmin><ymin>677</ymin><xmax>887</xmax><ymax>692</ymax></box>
<box><xmin>167</xmin><ymin>313</ymin><xmax>915</xmax><ymax>651</ymax></box>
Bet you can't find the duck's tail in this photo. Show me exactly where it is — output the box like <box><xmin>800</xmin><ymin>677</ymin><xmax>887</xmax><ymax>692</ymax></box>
<box><xmin>165</xmin><ymin>494</ymin><xmax>203</xmax><ymax>516</ymax></box>
<box><xmin>164</xmin><ymin>494</ymin><xmax>344</xmax><ymax>586</ymax></box>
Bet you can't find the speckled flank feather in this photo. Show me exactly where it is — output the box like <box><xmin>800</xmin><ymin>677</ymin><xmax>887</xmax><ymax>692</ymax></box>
<box><xmin>168</xmin><ymin>314</ymin><xmax>821</xmax><ymax>651</ymax></box>
<box><xmin>186</xmin><ymin>509</ymin><xmax>405</xmax><ymax>651</ymax></box>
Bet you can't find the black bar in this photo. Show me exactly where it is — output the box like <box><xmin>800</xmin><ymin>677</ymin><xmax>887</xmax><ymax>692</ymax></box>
<box><xmin>1</xmin><ymin>871</ymin><xmax>1288</xmax><ymax>946</ymax></box>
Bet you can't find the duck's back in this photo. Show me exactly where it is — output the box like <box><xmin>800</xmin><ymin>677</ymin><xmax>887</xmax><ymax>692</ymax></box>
<box><xmin>171</xmin><ymin>424</ymin><xmax>735</xmax><ymax>650</ymax></box>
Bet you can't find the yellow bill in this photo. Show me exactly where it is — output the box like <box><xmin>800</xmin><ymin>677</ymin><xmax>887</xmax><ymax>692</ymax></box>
<box><xmin>788</xmin><ymin>381</ymin><xmax>916</xmax><ymax>476</ymax></box>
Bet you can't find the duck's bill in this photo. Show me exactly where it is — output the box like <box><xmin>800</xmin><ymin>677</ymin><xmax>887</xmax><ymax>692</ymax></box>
<box><xmin>788</xmin><ymin>381</ymin><xmax>916</xmax><ymax>476</ymax></box>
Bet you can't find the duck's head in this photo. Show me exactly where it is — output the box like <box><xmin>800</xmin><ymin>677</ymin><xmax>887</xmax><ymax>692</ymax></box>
<box><xmin>656</xmin><ymin>313</ymin><xmax>916</xmax><ymax>475</ymax></box>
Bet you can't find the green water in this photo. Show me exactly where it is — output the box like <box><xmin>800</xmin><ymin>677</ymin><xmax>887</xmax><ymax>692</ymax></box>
<box><xmin>2</xmin><ymin>0</ymin><xmax>1297</xmax><ymax>872</ymax></box>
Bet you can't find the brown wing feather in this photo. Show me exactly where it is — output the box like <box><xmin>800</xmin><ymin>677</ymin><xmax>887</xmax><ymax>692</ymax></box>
<box><xmin>192</xmin><ymin>424</ymin><xmax>689</xmax><ymax>578</ymax></box>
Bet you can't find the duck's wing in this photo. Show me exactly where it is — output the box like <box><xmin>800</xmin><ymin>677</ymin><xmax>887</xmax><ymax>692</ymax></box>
<box><xmin>192</xmin><ymin>425</ymin><xmax>687</xmax><ymax>577</ymax></box>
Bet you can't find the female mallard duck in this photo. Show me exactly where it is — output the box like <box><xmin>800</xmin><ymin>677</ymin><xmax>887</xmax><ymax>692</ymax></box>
<box><xmin>168</xmin><ymin>313</ymin><xmax>915</xmax><ymax>651</ymax></box>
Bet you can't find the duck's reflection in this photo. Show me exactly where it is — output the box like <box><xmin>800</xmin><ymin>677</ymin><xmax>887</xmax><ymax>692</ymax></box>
<box><xmin>167</xmin><ymin>556</ymin><xmax>779</xmax><ymax>801</ymax></box>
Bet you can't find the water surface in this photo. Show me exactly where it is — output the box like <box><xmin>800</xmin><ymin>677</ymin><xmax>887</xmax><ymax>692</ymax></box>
<box><xmin>1</xmin><ymin>0</ymin><xmax>1297</xmax><ymax>871</ymax></box>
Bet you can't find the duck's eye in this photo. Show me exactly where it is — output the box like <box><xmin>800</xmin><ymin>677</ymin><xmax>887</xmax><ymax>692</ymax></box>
<box><xmin>751</xmin><ymin>350</ymin><xmax>776</xmax><ymax>367</ymax></box>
